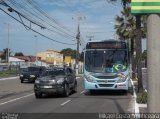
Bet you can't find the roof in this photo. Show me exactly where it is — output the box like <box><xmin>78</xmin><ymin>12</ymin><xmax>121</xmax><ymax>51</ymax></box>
<box><xmin>9</xmin><ymin>57</ymin><xmax>25</xmax><ymax>62</ymax></box>
<box><xmin>15</xmin><ymin>56</ymin><xmax>36</xmax><ymax>62</ymax></box>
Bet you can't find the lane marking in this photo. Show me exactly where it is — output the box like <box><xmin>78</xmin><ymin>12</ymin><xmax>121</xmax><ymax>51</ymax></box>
<box><xmin>76</xmin><ymin>77</ymin><xmax>81</xmax><ymax>79</ymax></box>
<box><xmin>80</xmin><ymin>90</ymin><xmax>85</xmax><ymax>94</ymax></box>
<box><xmin>60</xmin><ymin>100</ymin><xmax>71</xmax><ymax>106</ymax></box>
<box><xmin>130</xmin><ymin>79</ymin><xmax>140</xmax><ymax>118</ymax></box>
<box><xmin>145</xmin><ymin>89</ymin><xmax>147</xmax><ymax>92</ymax></box>
<box><xmin>130</xmin><ymin>79</ymin><xmax>137</xmax><ymax>98</ymax></box>
<box><xmin>0</xmin><ymin>93</ymin><xmax>34</xmax><ymax>106</ymax></box>
<box><xmin>0</xmin><ymin>76</ymin><xmax>19</xmax><ymax>81</ymax></box>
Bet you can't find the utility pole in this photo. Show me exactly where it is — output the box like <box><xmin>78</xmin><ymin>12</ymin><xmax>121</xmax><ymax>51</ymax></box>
<box><xmin>135</xmin><ymin>15</ymin><xmax>143</xmax><ymax>92</ymax></box>
<box><xmin>147</xmin><ymin>14</ymin><xmax>160</xmax><ymax>113</ymax></box>
<box><xmin>7</xmin><ymin>23</ymin><xmax>9</xmax><ymax>64</ymax></box>
<box><xmin>86</xmin><ymin>35</ymin><xmax>94</xmax><ymax>41</ymax></box>
<box><xmin>76</xmin><ymin>16</ymin><xmax>81</xmax><ymax>75</ymax></box>
<box><xmin>4</xmin><ymin>23</ymin><xmax>10</xmax><ymax>65</ymax></box>
<box><xmin>34</xmin><ymin>35</ymin><xmax>37</xmax><ymax>66</ymax></box>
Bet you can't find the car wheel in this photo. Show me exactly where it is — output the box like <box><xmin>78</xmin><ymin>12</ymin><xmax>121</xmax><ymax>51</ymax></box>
<box><xmin>63</xmin><ymin>84</ymin><xmax>69</xmax><ymax>97</ymax></box>
<box><xmin>73</xmin><ymin>82</ymin><xmax>77</xmax><ymax>93</ymax></box>
<box><xmin>35</xmin><ymin>92</ymin><xmax>42</xmax><ymax>98</ymax></box>
<box><xmin>21</xmin><ymin>80</ymin><xmax>23</xmax><ymax>83</ymax></box>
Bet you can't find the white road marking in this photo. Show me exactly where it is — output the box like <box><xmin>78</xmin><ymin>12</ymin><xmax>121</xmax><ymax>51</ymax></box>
<box><xmin>0</xmin><ymin>93</ymin><xmax>34</xmax><ymax>106</ymax></box>
<box><xmin>130</xmin><ymin>79</ymin><xmax>140</xmax><ymax>118</ymax></box>
<box><xmin>145</xmin><ymin>89</ymin><xmax>147</xmax><ymax>92</ymax></box>
<box><xmin>0</xmin><ymin>76</ymin><xmax>19</xmax><ymax>81</ymax></box>
<box><xmin>76</xmin><ymin>77</ymin><xmax>81</xmax><ymax>79</ymax></box>
<box><xmin>60</xmin><ymin>100</ymin><xmax>71</xmax><ymax>106</ymax></box>
<box><xmin>80</xmin><ymin>90</ymin><xmax>85</xmax><ymax>94</ymax></box>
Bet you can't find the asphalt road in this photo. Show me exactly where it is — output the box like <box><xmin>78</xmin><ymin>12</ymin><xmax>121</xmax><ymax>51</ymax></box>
<box><xmin>0</xmin><ymin>77</ymin><xmax>135</xmax><ymax>119</ymax></box>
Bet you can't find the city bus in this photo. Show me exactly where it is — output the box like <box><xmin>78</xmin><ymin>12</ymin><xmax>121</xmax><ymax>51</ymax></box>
<box><xmin>83</xmin><ymin>40</ymin><xmax>130</xmax><ymax>93</ymax></box>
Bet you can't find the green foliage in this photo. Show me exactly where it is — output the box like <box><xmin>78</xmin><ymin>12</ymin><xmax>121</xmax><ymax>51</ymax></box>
<box><xmin>136</xmin><ymin>90</ymin><xmax>147</xmax><ymax>104</ymax></box>
<box><xmin>0</xmin><ymin>48</ymin><xmax>12</xmax><ymax>60</ymax></box>
<box><xmin>60</xmin><ymin>48</ymin><xmax>84</xmax><ymax>61</ymax></box>
<box><xmin>14</xmin><ymin>52</ymin><xmax>24</xmax><ymax>56</ymax></box>
<box><xmin>0</xmin><ymin>69</ymin><xmax>19</xmax><ymax>78</ymax></box>
<box><xmin>115</xmin><ymin>7</ymin><xmax>136</xmax><ymax>40</ymax></box>
<box><xmin>60</xmin><ymin>48</ymin><xmax>76</xmax><ymax>59</ymax></box>
<box><xmin>142</xmin><ymin>50</ymin><xmax>147</xmax><ymax>61</ymax></box>
<box><xmin>80</xmin><ymin>52</ymin><xmax>84</xmax><ymax>62</ymax></box>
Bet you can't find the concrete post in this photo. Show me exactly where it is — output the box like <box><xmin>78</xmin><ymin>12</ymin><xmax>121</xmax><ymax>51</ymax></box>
<box><xmin>147</xmin><ymin>14</ymin><xmax>160</xmax><ymax>113</ymax></box>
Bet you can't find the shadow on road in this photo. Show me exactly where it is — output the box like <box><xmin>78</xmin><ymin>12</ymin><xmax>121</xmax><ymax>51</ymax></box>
<box><xmin>84</xmin><ymin>89</ymin><xmax>132</xmax><ymax>96</ymax></box>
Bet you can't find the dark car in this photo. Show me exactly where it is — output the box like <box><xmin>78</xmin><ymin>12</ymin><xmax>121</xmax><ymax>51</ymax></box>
<box><xmin>34</xmin><ymin>67</ymin><xmax>77</xmax><ymax>98</ymax></box>
<box><xmin>20</xmin><ymin>66</ymin><xmax>46</xmax><ymax>83</ymax></box>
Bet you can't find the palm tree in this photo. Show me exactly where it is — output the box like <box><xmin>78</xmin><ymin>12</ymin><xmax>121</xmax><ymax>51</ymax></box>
<box><xmin>114</xmin><ymin>4</ymin><xmax>146</xmax><ymax>92</ymax></box>
<box><xmin>115</xmin><ymin>6</ymin><xmax>137</xmax><ymax>79</ymax></box>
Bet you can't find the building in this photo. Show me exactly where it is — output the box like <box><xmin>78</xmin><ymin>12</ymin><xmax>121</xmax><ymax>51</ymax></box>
<box><xmin>14</xmin><ymin>56</ymin><xmax>36</xmax><ymax>67</ymax></box>
<box><xmin>36</xmin><ymin>49</ymin><xmax>63</xmax><ymax>66</ymax></box>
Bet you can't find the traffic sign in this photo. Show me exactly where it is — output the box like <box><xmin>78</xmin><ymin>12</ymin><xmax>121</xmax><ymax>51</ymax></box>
<box><xmin>131</xmin><ymin>0</ymin><xmax>160</xmax><ymax>14</ymax></box>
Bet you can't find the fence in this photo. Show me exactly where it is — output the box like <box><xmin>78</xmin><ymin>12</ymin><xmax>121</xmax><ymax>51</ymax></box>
<box><xmin>0</xmin><ymin>64</ymin><xmax>20</xmax><ymax>78</ymax></box>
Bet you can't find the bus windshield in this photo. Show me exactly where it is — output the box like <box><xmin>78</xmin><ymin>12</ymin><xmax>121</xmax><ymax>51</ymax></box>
<box><xmin>85</xmin><ymin>50</ymin><xmax>128</xmax><ymax>73</ymax></box>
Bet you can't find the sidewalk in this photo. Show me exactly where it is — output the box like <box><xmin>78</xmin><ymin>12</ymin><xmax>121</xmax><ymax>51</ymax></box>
<box><xmin>0</xmin><ymin>76</ymin><xmax>19</xmax><ymax>81</ymax></box>
<box><xmin>133</xmin><ymin>80</ymin><xmax>147</xmax><ymax>115</ymax></box>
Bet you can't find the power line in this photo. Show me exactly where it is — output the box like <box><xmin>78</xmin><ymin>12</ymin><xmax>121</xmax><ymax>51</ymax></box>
<box><xmin>26</xmin><ymin>0</ymin><xmax>76</xmax><ymax>36</ymax></box>
<box><xmin>0</xmin><ymin>7</ymin><xmax>76</xmax><ymax>45</ymax></box>
<box><xmin>2</xmin><ymin>0</ymin><xmax>76</xmax><ymax>39</ymax></box>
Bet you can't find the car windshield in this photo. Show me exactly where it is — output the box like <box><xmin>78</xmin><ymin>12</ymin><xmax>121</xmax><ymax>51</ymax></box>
<box><xmin>20</xmin><ymin>68</ymin><xmax>28</xmax><ymax>73</ymax></box>
<box><xmin>28</xmin><ymin>67</ymin><xmax>39</xmax><ymax>71</ymax></box>
<box><xmin>85</xmin><ymin>50</ymin><xmax>128</xmax><ymax>73</ymax></box>
<box><xmin>41</xmin><ymin>69</ymin><xmax>65</xmax><ymax>76</ymax></box>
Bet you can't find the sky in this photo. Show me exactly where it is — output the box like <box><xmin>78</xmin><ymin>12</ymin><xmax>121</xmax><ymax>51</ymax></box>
<box><xmin>0</xmin><ymin>0</ymin><xmax>146</xmax><ymax>56</ymax></box>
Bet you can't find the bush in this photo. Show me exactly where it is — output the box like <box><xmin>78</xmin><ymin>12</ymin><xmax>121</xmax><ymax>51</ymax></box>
<box><xmin>136</xmin><ymin>90</ymin><xmax>147</xmax><ymax>104</ymax></box>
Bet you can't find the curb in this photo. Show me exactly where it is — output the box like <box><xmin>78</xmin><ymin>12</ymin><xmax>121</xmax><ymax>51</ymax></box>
<box><xmin>130</xmin><ymin>79</ymin><xmax>140</xmax><ymax>119</ymax></box>
<box><xmin>0</xmin><ymin>76</ymin><xmax>19</xmax><ymax>81</ymax></box>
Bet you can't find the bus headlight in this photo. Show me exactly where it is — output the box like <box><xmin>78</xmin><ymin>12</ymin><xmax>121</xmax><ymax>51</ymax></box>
<box><xmin>117</xmin><ymin>73</ymin><xmax>128</xmax><ymax>83</ymax></box>
<box><xmin>85</xmin><ymin>75</ymin><xmax>96</xmax><ymax>83</ymax></box>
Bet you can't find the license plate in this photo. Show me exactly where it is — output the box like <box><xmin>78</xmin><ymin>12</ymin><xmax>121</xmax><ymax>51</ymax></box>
<box><xmin>42</xmin><ymin>86</ymin><xmax>52</xmax><ymax>88</ymax></box>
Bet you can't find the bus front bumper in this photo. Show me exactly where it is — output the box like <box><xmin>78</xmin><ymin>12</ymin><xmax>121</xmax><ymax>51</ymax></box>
<box><xmin>84</xmin><ymin>79</ymin><xmax>128</xmax><ymax>90</ymax></box>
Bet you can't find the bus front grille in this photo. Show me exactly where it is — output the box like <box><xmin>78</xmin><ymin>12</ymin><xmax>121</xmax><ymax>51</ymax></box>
<box><xmin>96</xmin><ymin>75</ymin><xmax>118</xmax><ymax>79</ymax></box>
<box><xmin>96</xmin><ymin>80</ymin><xmax>116</xmax><ymax>83</ymax></box>
<box><xmin>98</xmin><ymin>84</ymin><xmax>114</xmax><ymax>87</ymax></box>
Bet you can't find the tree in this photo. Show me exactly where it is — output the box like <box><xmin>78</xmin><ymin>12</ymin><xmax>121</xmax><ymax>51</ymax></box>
<box><xmin>80</xmin><ymin>52</ymin><xmax>84</xmax><ymax>62</ymax></box>
<box><xmin>115</xmin><ymin>6</ymin><xmax>136</xmax><ymax>79</ymax></box>
<box><xmin>1</xmin><ymin>48</ymin><xmax>12</xmax><ymax>62</ymax></box>
<box><xmin>114</xmin><ymin>0</ymin><xmax>146</xmax><ymax>92</ymax></box>
<box><xmin>60</xmin><ymin>48</ymin><xmax>77</xmax><ymax>59</ymax></box>
<box><xmin>14</xmin><ymin>52</ymin><xmax>24</xmax><ymax>56</ymax></box>
<box><xmin>142</xmin><ymin>50</ymin><xmax>147</xmax><ymax>61</ymax></box>
<box><xmin>60</xmin><ymin>48</ymin><xmax>84</xmax><ymax>62</ymax></box>
<box><xmin>142</xmin><ymin>50</ymin><xmax>147</xmax><ymax>67</ymax></box>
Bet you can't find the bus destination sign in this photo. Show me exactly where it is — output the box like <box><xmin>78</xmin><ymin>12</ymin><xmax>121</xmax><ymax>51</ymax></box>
<box><xmin>86</xmin><ymin>42</ymin><xmax>126</xmax><ymax>49</ymax></box>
